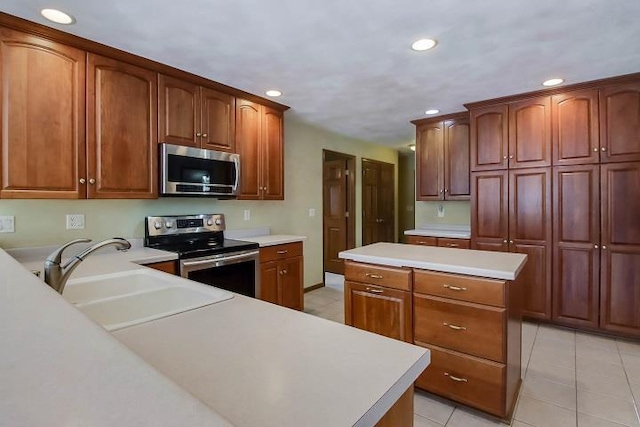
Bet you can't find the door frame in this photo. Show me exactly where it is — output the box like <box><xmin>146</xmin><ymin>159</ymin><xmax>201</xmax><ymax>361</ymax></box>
<box><xmin>322</xmin><ymin>150</ymin><xmax>356</xmax><ymax>277</ymax></box>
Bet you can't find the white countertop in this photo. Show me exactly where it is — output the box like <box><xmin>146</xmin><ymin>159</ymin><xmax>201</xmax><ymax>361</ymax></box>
<box><xmin>339</xmin><ymin>242</ymin><xmax>527</xmax><ymax>280</ymax></box>
<box><xmin>240</xmin><ymin>234</ymin><xmax>307</xmax><ymax>247</ymax></box>
<box><xmin>404</xmin><ymin>224</ymin><xmax>471</xmax><ymax>239</ymax></box>
<box><xmin>2</xmin><ymin>243</ymin><xmax>428</xmax><ymax>426</ymax></box>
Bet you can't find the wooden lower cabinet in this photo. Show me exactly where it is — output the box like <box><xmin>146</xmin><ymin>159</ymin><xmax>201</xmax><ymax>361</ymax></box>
<box><xmin>144</xmin><ymin>260</ymin><xmax>178</xmax><ymax>275</ymax></box>
<box><xmin>259</xmin><ymin>242</ymin><xmax>304</xmax><ymax>311</ymax></box>
<box><xmin>405</xmin><ymin>235</ymin><xmax>470</xmax><ymax>249</ymax></box>
<box><xmin>375</xmin><ymin>386</ymin><xmax>413</xmax><ymax>427</ymax></box>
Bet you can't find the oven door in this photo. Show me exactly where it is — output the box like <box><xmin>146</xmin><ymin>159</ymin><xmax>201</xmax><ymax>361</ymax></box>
<box><xmin>180</xmin><ymin>249</ymin><xmax>260</xmax><ymax>298</ymax></box>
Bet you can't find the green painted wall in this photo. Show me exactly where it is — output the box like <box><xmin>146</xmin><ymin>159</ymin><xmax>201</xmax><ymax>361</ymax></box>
<box><xmin>414</xmin><ymin>201</ymin><xmax>471</xmax><ymax>226</ymax></box>
<box><xmin>0</xmin><ymin>115</ymin><xmax>398</xmax><ymax>289</ymax></box>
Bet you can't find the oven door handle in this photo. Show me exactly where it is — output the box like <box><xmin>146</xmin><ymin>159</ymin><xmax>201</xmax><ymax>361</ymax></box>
<box><xmin>181</xmin><ymin>250</ymin><xmax>260</xmax><ymax>270</ymax></box>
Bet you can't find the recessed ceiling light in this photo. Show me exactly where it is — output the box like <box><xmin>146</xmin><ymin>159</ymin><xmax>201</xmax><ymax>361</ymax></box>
<box><xmin>265</xmin><ymin>90</ymin><xmax>282</xmax><ymax>97</ymax></box>
<box><xmin>41</xmin><ymin>8</ymin><xmax>76</xmax><ymax>24</ymax></box>
<box><xmin>411</xmin><ymin>39</ymin><xmax>437</xmax><ymax>51</ymax></box>
<box><xmin>542</xmin><ymin>78</ymin><xmax>564</xmax><ymax>87</ymax></box>
<box><xmin>425</xmin><ymin>109</ymin><xmax>440</xmax><ymax>115</ymax></box>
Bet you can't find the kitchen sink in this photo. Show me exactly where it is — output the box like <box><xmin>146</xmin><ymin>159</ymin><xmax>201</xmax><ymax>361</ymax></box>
<box><xmin>63</xmin><ymin>269</ymin><xmax>233</xmax><ymax>331</ymax></box>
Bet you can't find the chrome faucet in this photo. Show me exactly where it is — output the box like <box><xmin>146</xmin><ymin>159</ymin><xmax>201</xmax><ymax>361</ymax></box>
<box><xmin>44</xmin><ymin>237</ymin><xmax>132</xmax><ymax>294</ymax></box>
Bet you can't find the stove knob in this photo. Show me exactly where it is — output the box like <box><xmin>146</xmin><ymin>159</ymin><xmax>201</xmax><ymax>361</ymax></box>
<box><xmin>165</xmin><ymin>220</ymin><xmax>173</xmax><ymax>228</ymax></box>
<box><xmin>215</xmin><ymin>218</ymin><xmax>222</xmax><ymax>226</ymax></box>
<box><xmin>153</xmin><ymin>220</ymin><xmax>163</xmax><ymax>230</ymax></box>
<box><xmin>206</xmin><ymin>218</ymin><xmax>214</xmax><ymax>226</ymax></box>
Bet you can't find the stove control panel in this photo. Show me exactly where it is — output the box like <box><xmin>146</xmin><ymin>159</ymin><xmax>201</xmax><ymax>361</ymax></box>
<box><xmin>145</xmin><ymin>214</ymin><xmax>225</xmax><ymax>237</ymax></box>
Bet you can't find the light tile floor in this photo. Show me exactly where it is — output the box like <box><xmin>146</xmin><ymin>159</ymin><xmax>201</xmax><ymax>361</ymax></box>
<box><xmin>304</xmin><ymin>274</ymin><xmax>640</xmax><ymax>427</ymax></box>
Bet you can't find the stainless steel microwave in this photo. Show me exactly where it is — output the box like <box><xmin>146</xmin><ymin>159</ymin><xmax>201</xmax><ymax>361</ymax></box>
<box><xmin>159</xmin><ymin>143</ymin><xmax>240</xmax><ymax>197</ymax></box>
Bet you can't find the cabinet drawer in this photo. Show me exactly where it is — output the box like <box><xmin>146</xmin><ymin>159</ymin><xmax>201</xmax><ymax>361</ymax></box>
<box><xmin>344</xmin><ymin>261</ymin><xmax>412</xmax><ymax>291</ymax></box>
<box><xmin>414</xmin><ymin>270</ymin><xmax>505</xmax><ymax>307</ymax></box>
<box><xmin>436</xmin><ymin>238</ymin><xmax>471</xmax><ymax>249</ymax></box>
<box><xmin>414</xmin><ymin>294</ymin><xmax>505</xmax><ymax>362</ymax></box>
<box><xmin>415</xmin><ymin>343</ymin><xmax>505</xmax><ymax>417</ymax></box>
<box><xmin>260</xmin><ymin>242</ymin><xmax>303</xmax><ymax>263</ymax></box>
<box><xmin>405</xmin><ymin>235</ymin><xmax>437</xmax><ymax>246</ymax></box>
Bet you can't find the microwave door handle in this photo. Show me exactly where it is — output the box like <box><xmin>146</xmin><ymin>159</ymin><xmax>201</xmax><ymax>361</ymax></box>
<box><xmin>234</xmin><ymin>157</ymin><xmax>240</xmax><ymax>191</ymax></box>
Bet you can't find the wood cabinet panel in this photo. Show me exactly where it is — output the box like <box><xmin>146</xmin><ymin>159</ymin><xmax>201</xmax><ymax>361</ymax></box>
<box><xmin>414</xmin><ymin>270</ymin><xmax>505</xmax><ymax>307</ymax></box>
<box><xmin>87</xmin><ymin>54</ymin><xmax>157</xmax><ymax>199</ymax></box>
<box><xmin>259</xmin><ymin>243</ymin><xmax>303</xmax><ymax>311</ymax></box>
<box><xmin>144</xmin><ymin>260</ymin><xmax>178</xmax><ymax>275</ymax></box>
<box><xmin>512</xmin><ymin>242</ymin><xmax>551</xmax><ymax>320</ymax></box>
<box><xmin>415</xmin><ymin>343</ymin><xmax>505</xmax><ymax>418</ymax></box>
<box><xmin>236</xmin><ymin>99</ymin><xmax>261</xmax><ymax>199</ymax></box>
<box><xmin>471</xmin><ymin>170</ymin><xmax>508</xmax><ymax>245</ymax></box>
<box><xmin>405</xmin><ymin>235</ymin><xmax>437</xmax><ymax>246</ymax></box>
<box><xmin>200</xmin><ymin>87</ymin><xmax>235</xmax><ymax>152</ymax></box>
<box><xmin>345</xmin><ymin>280</ymin><xmax>412</xmax><ymax>343</ymax></box>
<box><xmin>444</xmin><ymin>118</ymin><xmax>471</xmax><ymax>199</ymax></box>
<box><xmin>158</xmin><ymin>74</ymin><xmax>199</xmax><ymax>147</ymax></box>
<box><xmin>508</xmin><ymin>97</ymin><xmax>551</xmax><ymax>168</ymax></box>
<box><xmin>374</xmin><ymin>386</ymin><xmax>413</xmax><ymax>427</ymax></box>
<box><xmin>553</xmin><ymin>165</ymin><xmax>600</xmax><ymax>328</ymax></box>
<box><xmin>262</xmin><ymin>107</ymin><xmax>284</xmax><ymax>199</ymax></box>
<box><xmin>260</xmin><ymin>260</ymin><xmax>280</xmax><ymax>305</ymax></box>
<box><xmin>600</xmin><ymin>82</ymin><xmax>640</xmax><ymax>163</ymax></box>
<box><xmin>552</xmin><ymin>89</ymin><xmax>600</xmax><ymax>165</ymax></box>
<box><xmin>279</xmin><ymin>256</ymin><xmax>303</xmax><ymax>310</ymax></box>
<box><xmin>600</xmin><ymin>162</ymin><xmax>640</xmax><ymax>336</ymax></box>
<box><xmin>260</xmin><ymin>242</ymin><xmax>303</xmax><ymax>263</ymax></box>
<box><xmin>344</xmin><ymin>261</ymin><xmax>412</xmax><ymax>292</ymax></box>
<box><xmin>470</xmin><ymin>105</ymin><xmax>508</xmax><ymax>171</ymax></box>
<box><xmin>437</xmin><ymin>238</ymin><xmax>471</xmax><ymax>249</ymax></box>
<box><xmin>416</xmin><ymin>123</ymin><xmax>443</xmax><ymax>200</ymax></box>
<box><xmin>0</xmin><ymin>28</ymin><xmax>86</xmax><ymax>199</ymax></box>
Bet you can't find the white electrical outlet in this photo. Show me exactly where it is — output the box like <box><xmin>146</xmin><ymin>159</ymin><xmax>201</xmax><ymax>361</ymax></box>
<box><xmin>0</xmin><ymin>215</ymin><xmax>15</xmax><ymax>233</ymax></box>
<box><xmin>243</xmin><ymin>210</ymin><xmax>251</xmax><ymax>221</ymax></box>
<box><xmin>66</xmin><ymin>214</ymin><xmax>85</xmax><ymax>230</ymax></box>
<box><xmin>308</xmin><ymin>208</ymin><xmax>316</xmax><ymax>217</ymax></box>
<box><xmin>437</xmin><ymin>204</ymin><xmax>445</xmax><ymax>218</ymax></box>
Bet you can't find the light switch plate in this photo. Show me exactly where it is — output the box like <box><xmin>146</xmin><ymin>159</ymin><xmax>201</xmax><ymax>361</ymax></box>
<box><xmin>308</xmin><ymin>208</ymin><xmax>316</xmax><ymax>217</ymax></box>
<box><xmin>243</xmin><ymin>210</ymin><xmax>251</xmax><ymax>221</ymax></box>
<box><xmin>0</xmin><ymin>215</ymin><xmax>15</xmax><ymax>233</ymax></box>
<box><xmin>66</xmin><ymin>214</ymin><xmax>85</xmax><ymax>229</ymax></box>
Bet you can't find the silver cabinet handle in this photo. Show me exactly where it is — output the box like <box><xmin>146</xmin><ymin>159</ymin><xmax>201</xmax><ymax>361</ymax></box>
<box><xmin>594</xmin><ymin>244</ymin><xmax>599</xmax><ymax>249</ymax></box>
<box><xmin>365</xmin><ymin>287</ymin><xmax>384</xmax><ymax>294</ymax></box>
<box><xmin>509</xmin><ymin>155</ymin><xmax>514</xmax><ymax>159</ymax></box>
<box><xmin>443</xmin><ymin>284</ymin><xmax>467</xmax><ymax>292</ymax></box>
<box><xmin>444</xmin><ymin>373</ymin><xmax>468</xmax><ymax>383</ymax></box>
<box><xmin>89</xmin><ymin>178</ymin><xmax>96</xmax><ymax>184</ymax></box>
<box><xmin>277</xmin><ymin>250</ymin><xmax>288</xmax><ymax>255</ymax></box>
<box><xmin>443</xmin><ymin>322</ymin><xmax>467</xmax><ymax>331</ymax></box>
<box><xmin>509</xmin><ymin>240</ymin><xmax>514</xmax><ymax>244</ymax></box>
<box><xmin>79</xmin><ymin>178</ymin><xmax>86</xmax><ymax>184</ymax></box>
<box><xmin>444</xmin><ymin>189</ymin><xmax>448</xmax><ymax>193</ymax></box>
<box><xmin>279</xmin><ymin>269</ymin><xmax>288</xmax><ymax>275</ymax></box>
<box><xmin>196</xmin><ymin>132</ymin><xmax>202</xmax><ymax>137</ymax></box>
<box><xmin>503</xmin><ymin>239</ymin><xmax>508</xmax><ymax>244</ymax></box>
<box><xmin>602</xmin><ymin>245</ymin><xmax>607</xmax><ymax>249</ymax></box>
<box><xmin>447</xmin><ymin>243</ymin><xmax>459</xmax><ymax>248</ymax></box>
<box><xmin>440</xmin><ymin>189</ymin><xmax>444</xmax><ymax>193</ymax></box>
<box><xmin>365</xmin><ymin>273</ymin><xmax>383</xmax><ymax>279</ymax></box>
<box><xmin>593</xmin><ymin>147</ymin><xmax>599</xmax><ymax>152</ymax></box>
<box><xmin>503</xmin><ymin>155</ymin><xmax>508</xmax><ymax>159</ymax></box>
<box><xmin>202</xmin><ymin>133</ymin><xmax>208</xmax><ymax>138</ymax></box>
<box><xmin>601</xmin><ymin>147</ymin><xmax>606</xmax><ymax>152</ymax></box>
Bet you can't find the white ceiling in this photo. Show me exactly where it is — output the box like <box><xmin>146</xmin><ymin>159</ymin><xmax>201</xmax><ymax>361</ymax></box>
<box><xmin>3</xmin><ymin>1</ymin><xmax>640</xmax><ymax>149</ymax></box>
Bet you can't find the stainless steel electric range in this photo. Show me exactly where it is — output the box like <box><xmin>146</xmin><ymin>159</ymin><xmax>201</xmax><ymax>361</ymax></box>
<box><xmin>144</xmin><ymin>214</ymin><xmax>260</xmax><ymax>298</ymax></box>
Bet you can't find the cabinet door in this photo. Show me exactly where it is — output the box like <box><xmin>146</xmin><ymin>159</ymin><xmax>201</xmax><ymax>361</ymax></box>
<box><xmin>508</xmin><ymin>97</ymin><xmax>551</xmax><ymax>168</ymax></box>
<box><xmin>279</xmin><ymin>256</ymin><xmax>304</xmax><ymax>311</ymax></box>
<box><xmin>87</xmin><ymin>54</ymin><xmax>157</xmax><ymax>198</ymax></box>
<box><xmin>600</xmin><ymin>162</ymin><xmax>640</xmax><ymax>336</ymax></box>
<box><xmin>201</xmin><ymin>87</ymin><xmax>236</xmax><ymax>152</ymax></box>
<box><xmin>405</xmin><ymin>235</ymin><xmax>437</xmax><ymax>246</ymax></box>
<box><xmin>259</xmin><ymin>260</ymin><xmax>279</xmax><ymax>305</ymax></box>
<box><xmin>599</xmin><ymin>82</ymin><xmax>640</xmax><ymax>163</ymax></box>
<box><xmin>553</xmin><ymin>165</ymin><xmax>600</xmax><ymax>328</ymax></box>
<box><xmin>262</xmin><ymin>107</ymin><xmax>284</xmax><ymax>199</ymax></box>
<box><xmin>444</xmin><ymin>118</ymin><xmax>470</xmax><ymax>200</ymax></box>
<box><xmin>158</xmin><ymin>74</ymin><xmax>199</xmax><ymax>147</ymax></box>
<box><xmin>236</xmin><ymin>99</ymin><xmax>261</xmax><ymax>199</ymax></box>
<box><xmin>552</xmin><ymin>89</ymin><xmax>600</xmax><ymax>166</ymax></box>
<box><xmin>509</xmin><ymin>168</ymin><xmax>552</xmax><ymax>320</ymax></box>
<box><xmin>470</xmin><ymin>105</ymin><xmax>508</xmax><ymax>171</ymax></box>
<box><xmin>471</xmin><ymin>171</ymin><xmax>508</xmax><ymax>249</ymax></box>
<box><xmin>345</xmin><ymin>281</ymin><xmax>412</xmax><ymax>342</ymax></box>
<box><xmin>0</xmin><ymin>28</ymin><xmax>86</xmax><ymax>199</ymax></box>
<box><xmin>416</xmin><ymin>122</ymin><xmax>444</xmax><ymax>200</ymax></box>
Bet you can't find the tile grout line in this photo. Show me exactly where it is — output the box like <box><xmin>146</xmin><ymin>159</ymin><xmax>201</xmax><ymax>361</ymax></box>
<box><xmin>574</xmin><ymin>330</ymin><xmax>578</xmax><ymax>427</ymax></box>
<box><xmin>617</xmin><ymin>341</ymin><xmax>640</xmax><ymax>425</ymax></box>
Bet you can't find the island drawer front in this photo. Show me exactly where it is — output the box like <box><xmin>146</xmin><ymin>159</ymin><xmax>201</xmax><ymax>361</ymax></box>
<box><xmin>414</xmin><ymin>270</ymin><xmax>505</xmax><ymax>307</ymax></box>
<box><xmin>436</xmin><ymin>238</ymin><xmax>471</xmax><ymax>249</ymax></box>
<box><xmin>260</xmin><ymin>242</ymin><xmax>303</xmax><ymax>262</ymax></box>
<box><xmin>344</xmin><ymin>261</ymin><xmax>412</xmax><ymax>291</ymax></box>
<box><xmin>415</xmin><ymin>343</ymin><xmax>505</xmax><ymax>418</ymax></box>
<box><xmin>405</xmin><ymin>235</ymin><xmax>437</xmax><ymax>246</ymax></box>
<box><xmin>414</xmin><ymin>295</ymin><xmax>506</xmax><ymax>362</ymax></box>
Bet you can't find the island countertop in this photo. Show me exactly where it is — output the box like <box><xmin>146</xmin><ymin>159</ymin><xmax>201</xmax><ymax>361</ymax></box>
<box><xmin>339</xmin><ymin>242</ymin><xmax>527</xmax><ymax>280</ymax></box>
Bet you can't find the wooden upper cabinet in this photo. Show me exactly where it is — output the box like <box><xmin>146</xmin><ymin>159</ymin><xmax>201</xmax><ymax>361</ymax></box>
<box><xmin>201</xmin><ymin>87</ymin><xmax>235</xmax><ymax>152</ymax></box>
<box><xmin>158</xmin><ymin>75</ymin><xmax>235</xmax><ymax>152</ymax></box>
<box><xmin>552</xmin><ymin>89</ymin><xmax>600</xmax><ymax>165</ymax></box>
<box><xmin>470</xmin><ymin>105</ymin><xmax>508</xmax><ymax>171</ymax></box>
<box><xmin>87</xmin><ymin>54</ymin><xmax>157</xmax><ymax>199</ymax></box>
<box><xmin>236</xmin><ymin>99</ymin><xmax>284</xmax><ymax>200</ymax></box>
<box><xmin>0</xmin><ymin>28</ymin><xmax>86</xmax><ymax>199</ymax></box>
<box><xmin>158</xmin><ymin>74</ymin><xmax>199</xmax><ymax>147</ymax></box>
<box><xmin>416</xmin><ymin>122</ymin><xmax>443</xmax><ymax>200</ymax></box>
<box><xmin>415</xmin><ymin>113</ymin><xmax>469</xmax><ymax>201</ymax></box>
<box><xmin>600</xmin><ymin>162</ymin><xmax>640</xmax><ymax>336</ymax></box>
<box><xmin>599</xmin><ymin>82</ymin><xmax>640</xmax><ymax>163</ymax></box>
<box><xmin>508</xmin><ymin>96</ymin><xmax>551</xmax><ymax>168</ymax></box>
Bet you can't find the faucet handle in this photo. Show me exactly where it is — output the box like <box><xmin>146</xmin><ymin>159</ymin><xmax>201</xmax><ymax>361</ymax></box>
<box><xmin>45</xmin><ymin>238</ymin><xmax>92</xmax><ymax>265</ymax></box>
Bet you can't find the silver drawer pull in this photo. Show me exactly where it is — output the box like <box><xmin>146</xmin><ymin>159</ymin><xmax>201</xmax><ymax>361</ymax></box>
<box><xmin>277</xmin><ymin>250</ymin><xmax>288</xmax><ymax>254</ymax></box>
<box><xmin>365</xmin><ymin>287</ymin><xmax>384</xmax><ymax>294</ymax></box>
<box><xmin>444</xmin><ymin>372</ymin><xmax>468</xmax><ymax>383</ymax></box>
<box><xmin>365</xmin><ymin>273</ymin><xmax>383</xmax><ymax>279</ymax></box>
<box><xmin>447</xmin><ymin>244</ymin><xmax>459</xmax><ymax>247</ymax></box>
<box><xmin>443</xmin><ymin>284</ymin><xmax>467</xmax><ymax>292</ymax></box>
<box><xmin>443</xmin><ymin>322</ymin><xmax>467</xmax><ymax>331</ymax></box>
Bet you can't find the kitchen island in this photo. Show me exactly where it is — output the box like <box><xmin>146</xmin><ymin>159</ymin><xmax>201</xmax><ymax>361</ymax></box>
<box><xmin>0</xmin><ymin>245</ymin><xmax>429</xmax><ymax>427</ymax></box>
<box><xmin>339</xmin><ymin>242</ymin><xmax>527</xmax><ymax>420</ymax></box>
